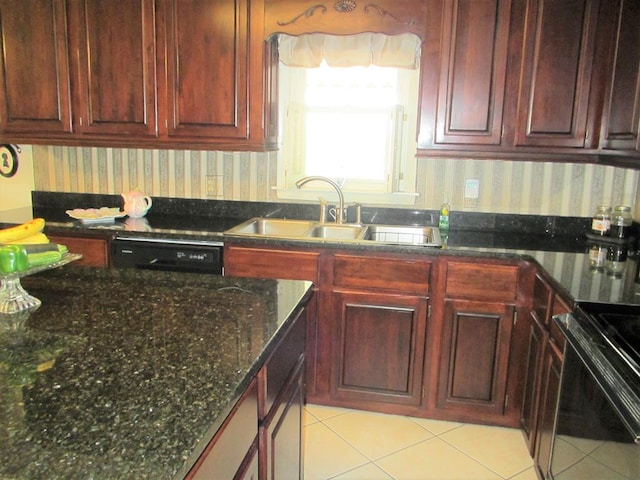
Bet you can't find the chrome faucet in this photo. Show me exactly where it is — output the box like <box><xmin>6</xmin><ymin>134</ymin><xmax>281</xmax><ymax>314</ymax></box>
<box><xmin>295</xmin><ymin>176</ymin><xmax>345</xmax><ymax>224</ymax></box>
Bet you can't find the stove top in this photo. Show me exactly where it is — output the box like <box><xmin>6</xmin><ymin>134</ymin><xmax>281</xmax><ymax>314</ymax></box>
<box><xmin>578</xmin><ymin>302</ymin><xmax>640</xmax><ymax>378</ymax></box>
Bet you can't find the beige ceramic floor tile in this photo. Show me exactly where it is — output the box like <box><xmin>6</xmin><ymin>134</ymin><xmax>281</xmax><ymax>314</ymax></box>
<box><xmin>304</xmin><ymin>422</ymin><xmax>370</xmax><ymax>480</ymax></box>
<box><xmin>545</xmin><ymin>436</ymin><xmax>584</xmax><ymax>475</ymax></box>
<box><xmin>508</xmin><ymin>466</ymin><xmax>539</xmax><ymax>480</ymax></box>
<box><xmin>408</xmin><ymin>417</ymin><xmax>463</xmax><ymax>435</ymax></box>
<box><xmin>440</xmin><ymin>424</ymin><xmax>533</xmax><ymax>478</ymax></box>
<box><xmin>330</xmin><ymin>463</ymin><xmax>394</xmax><ymax>480</ymax></box>
<box><xmin>323</xmin><ymin>410</ymin><xmax>434</xmax><ymax>460</ymax></box>
<box><xmin>553</xmin><ymin>455</ymin><xmax>629</xmax><ymax>480</ymax></box>
<box><xmin>305</xmin><ymin>407</ymin><xmax>321</xmax><ymax>426</ymax></box>
<box><xmin>589</xmin><ymin>441</ymin><xmax>640</xmax><ymax>479</ymax></box>
<box><xmin>376</xmin><ymin>437</ymin><xmax>502</xmax><ymax>480</ymax></box>
<box><xmin>306</xmin><ymin>403</ymin><xmax>354</xmax><ymax>421</ymax></box>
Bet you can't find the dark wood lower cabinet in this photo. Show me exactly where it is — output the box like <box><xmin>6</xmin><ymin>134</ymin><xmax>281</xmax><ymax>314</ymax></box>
<box><xmin>520</xmin><ymin>313</ymin><xmax>546</xmax><ymax>453</ymax></box>
<box><xmin>187</xmin><ymin>305</ymin><xmax>307</xmax><ymax>480</ymax></box>
<box><xmin>329</xmin><ymin>291</ymin><xmax>428</xmax><ymax>408</ymax></box>
<box><xmin>187</xmin><ymin>379</ymin><xmax>259</xmax><ymax>480</ymax></box>
<box><xmin>533</xmin><ymin>340</ymin><xmax>563</xmax><ymax>479</ymax></box>
<box><xmin>262</xmin><ymin>359</ymin><xmax>305</xmax><ymax>480</ymax></box>
<box><xmin>437</xmin><ymin>299</ymin><xmax>515</xmax><ymax>421</ymax></box>
<box><xmin>48</xmin><ymin>235</ymin><xmax>110</xmax><ymax>267</ymax></box>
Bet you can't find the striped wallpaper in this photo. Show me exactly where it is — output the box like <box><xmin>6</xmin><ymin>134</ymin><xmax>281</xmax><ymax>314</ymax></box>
<box><xmin>32</xmin><ymin>145</ymin><xmax>639</xmax><ymax>219</ymax></box>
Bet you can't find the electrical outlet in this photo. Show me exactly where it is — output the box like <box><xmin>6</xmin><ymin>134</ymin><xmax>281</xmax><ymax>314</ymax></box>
<box><xmin>206</xmin><ymin>175</ymin><xmax>218</xmax><ymax>197</ymax></box>
<box><xmin>464</xmin><ymin>178</ymin><xmax>480</xmax><ymax>208</ymax></box>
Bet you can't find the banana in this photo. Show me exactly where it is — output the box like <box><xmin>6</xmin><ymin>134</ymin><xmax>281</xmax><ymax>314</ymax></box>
<box><xmin>0</xmin><ymin>218</ymin><xmax>45</xmax><ymax>243</ymax></box>
<box><xmin>7</xmin><ymin>232</ymin><xmax>50</xmax><ymax>245</ymax></box>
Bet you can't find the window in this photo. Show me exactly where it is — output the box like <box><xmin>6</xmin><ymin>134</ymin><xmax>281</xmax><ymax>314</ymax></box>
<box><xmin>277</xmin><ymin>54</ymin><xmax>420</xmax><ymax>205</ymax></box>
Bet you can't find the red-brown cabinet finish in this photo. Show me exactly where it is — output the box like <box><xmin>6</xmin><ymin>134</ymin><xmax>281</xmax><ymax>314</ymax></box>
<box><xmin>533</xmin><ymin>340</ymin><xmax>562</xmax><ymax>479</ymax></box>
<box><xmin>599</xmin><ymin>0</ymin><xmax>640</xmax><ymax>153</ymax></box>
<box><xmin>520</xmin><ymin>310</ymin><xmax>546</xmax><ymax>454</ymax></box>
<box><xmin>437</xmin><ymin>299</ymin><xmax>515</xmax><ymax>418</ymax></box>
<box><xmin>330</xmin><ymin>291</ymin><xmax>428</xmax><ymax>408</ymax></box>
<box><xmin>163</xmin><ymin>0</ymin><xmax>250</xmax><ymax>139</ymax></box>
<box><xmin>514</xmin><ymin>0</ymin><xmax>600</xmax><ymax>148</ymax></box>
<box><xmin>69</xmin><ymin>0</ymin><xmax>158</xmax><ymax>137</ymax></box>
<box><xmin>433</xmin><ymin>0</ymin><xmax>512</xmax><ymax>146</ymax></box>
<box><xmin>0</xmin><ymin>0</ymin><xmax>72</xmax><ymax>135</ymax></box>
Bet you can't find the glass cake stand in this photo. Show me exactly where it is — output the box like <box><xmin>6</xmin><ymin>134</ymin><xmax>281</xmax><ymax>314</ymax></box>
<box><xmin>0</xmin><ymin>253</ymin><xmax>82</xmax><ymax>314</ymax></box>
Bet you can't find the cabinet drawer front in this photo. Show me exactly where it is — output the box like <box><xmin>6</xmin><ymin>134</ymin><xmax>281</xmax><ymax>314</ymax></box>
<box><xmin>224</xmin><ymin>246</ymin><xmax>319</xmax><ymax>282</ymax></box>
<box><xmin>333</xmin><ymin>254</ymin><xmax>430</xmax><ymax>294</ymax></box>
<box><xmin>49</xmin><ymin>235</ymin><xmax>108</xmax><ymax>268</ymax></box>
<box><xmin>445</xmin><ymin>261</ymin><xmax>519</xmax><ymax>301</ymax></box>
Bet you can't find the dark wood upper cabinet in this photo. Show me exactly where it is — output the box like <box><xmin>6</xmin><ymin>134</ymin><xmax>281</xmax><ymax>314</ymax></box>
<box><xmin>433</xmin><ymin>0</ymin><xmax>512</xmax><ymax>146</ymax></box>
<box><xmin>69</xmin><ymin>0</ymin><xmax>158</xmax><ymax>137</ymax></box>
<box><xmin>599</xmin><ymin>0</ymin><xmax>640</xmax><ymax>153</ymax></box>
<box><xmin>163</xmin><ymin>0</ymin><xmax>249</xmax><ymax>139</ymax></box>
<box><xmin>0</xmin><ymin>0</ymin><xmax>274</xmax><ymax>149</ymax></box>
<box><xmin>513</xmin><ymin>0</ymin><xmax>600</xmax><ymax>148</ymax></box>
<box><xmin>0</xmin><ymin>0</ymin><xmax>72</xmax><ymax>135</ymax></box>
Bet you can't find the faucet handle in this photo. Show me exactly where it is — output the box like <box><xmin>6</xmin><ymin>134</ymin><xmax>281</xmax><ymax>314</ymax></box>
<box><xmin>351</xmin><ymin>202</ymin><xmax>362</xmax><ymax>224</ymax></box>
<box><xmin>319</xmin><ymin>197</ymin><xmax>328</xmax><ymax>223</ymax></box>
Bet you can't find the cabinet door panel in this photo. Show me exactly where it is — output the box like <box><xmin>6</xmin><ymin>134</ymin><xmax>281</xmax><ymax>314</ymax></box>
<box><xmin>533</xmin><ymin>341</ymin><xmax>562</xmax><ymax>479</ymax></box>
<box><xmin>515</xmin><ymin>0</ymin><xmax>599</xmax><ymax>147</ymax></box>
<box><xmin>600</xmin><ymin>0</ymin><xmax>640</xmax><ymax>152</ymax></box>
<box><xmin>435</xmin><ymin>0</ymin><xmax>510</xmax><ymax>145</ymax></box>
<box><xmin>164</xmin><ymin>0</ymin><xmax>249</xmax><ymax>138</ymax></box>
<box><xmin>73</xmin><ymin>0</ymin><xmax>157</xmax><ymax>136</ymax></box>
<box><xmin>331</xmin><ymin>291</ymin><xmax>427</xmax><ymax>406</ymax></box>
<box><xmin>0</xmin><ymin>0</ymin><xmax>72</xmax><ymax>134</ymax></box>
<box><xmin>520</xmin><ymin>313</ymin><xmax>546</xmax><ymax>454</ymax></box>
<box><xmin>438</xmin><ymin>299</ymin><xmax>514</xmax><ymax>416</ymax></box>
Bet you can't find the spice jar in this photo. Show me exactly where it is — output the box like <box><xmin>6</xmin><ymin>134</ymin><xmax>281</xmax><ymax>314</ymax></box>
<box><xmin>588</xmin><ymin>242</ymin><xmax>607</xmax><ymax>272</ymax></box>
<box><xmin>606</xmin><ymin>245</ymin><xmax>628</xmax><ymax>278</ymax></box>
<box><xmin>611</xmin><ymin>205</ymin><xmax>632</xmax><ymax>239</ymax></box>
<box><xmin>591</xmin><ymin>206</ymin><xmax>611</xmax><ymax>236</ymax></box>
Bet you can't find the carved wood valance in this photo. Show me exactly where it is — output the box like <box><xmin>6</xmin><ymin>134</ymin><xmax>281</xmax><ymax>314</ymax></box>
<box><xmin>264</xmin><ymin>0</ymin><xmax>428</xmax><ymax>39</ymax></box>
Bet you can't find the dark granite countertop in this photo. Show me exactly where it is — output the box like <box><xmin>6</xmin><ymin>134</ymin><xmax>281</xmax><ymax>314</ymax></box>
<box><xmin>2</xmin><ymin>191</ymin><xmax>639</xmax><ymax>305</ymax></box>
<box><xmin>0</xmin><ymin>266</ymin><xmax>312</xmax><ymax>480</ymax></box>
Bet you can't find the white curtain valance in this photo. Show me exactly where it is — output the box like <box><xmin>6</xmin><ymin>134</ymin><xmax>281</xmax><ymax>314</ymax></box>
<box><xmin>278</xmin><ymin>33</ymin><xmax>421</xmax><ymax>69</ymax></box>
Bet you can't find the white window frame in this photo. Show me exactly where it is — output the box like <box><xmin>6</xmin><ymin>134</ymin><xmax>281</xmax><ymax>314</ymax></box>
<box><xmin>275</xmin><ymin>63</ymin><xmax>420</xmax><ymax>206</ymax></box>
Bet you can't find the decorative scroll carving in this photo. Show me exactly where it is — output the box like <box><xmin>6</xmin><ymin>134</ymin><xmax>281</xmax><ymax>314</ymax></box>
<box><xmin>277</xmin><ymin>5</ymin><xmax>328</xmax><ymax>26</ymax></box>
<box><xmin>276</xmin><ymin>1</ymin><xmax>416</xmax><ymax>27</ymax></box>
<box><xmin>334</xmin><ymin>0</ymin><xmax>357</xmax><ymax>12</ymax></box>
<box><xmin>364</xmin><ymin>3</ymin><xmax>416</xmax><ymax>25</ymax></box>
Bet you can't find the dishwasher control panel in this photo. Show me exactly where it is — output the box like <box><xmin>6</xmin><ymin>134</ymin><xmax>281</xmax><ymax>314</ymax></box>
<box><xmin>112</xmin><ymin>237</ymin><xmax>223</xmax><ymax>274</ymax></box>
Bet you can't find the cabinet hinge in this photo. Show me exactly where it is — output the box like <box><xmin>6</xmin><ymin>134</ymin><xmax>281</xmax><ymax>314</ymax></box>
<box><xmin>79</xmin><ymin>117</ymin><xmax>83</xmax><ymax>127</ymax></box>
<box><xmin>501</xmin><ymin>125</ymin><xmax>505</xmax><ymax>139</ymax></box>
<box><xmin>505</xmin><ymin>394</ymin><xmax>509</xmax><ymax>408</ymax></box>
<box><xmin>513</xmin><ymin>311</ymin><xmax>518</xmax><ymax>326</ymax></box>
<box><xmin>428</xmin><ymin>304</ymin><xmax>432</xmax><ymax>318</ymax></box>
<box><xmin>422</xmin><ymin>385</ymin><xmax>426</xmax><ymax>399</ymax></box>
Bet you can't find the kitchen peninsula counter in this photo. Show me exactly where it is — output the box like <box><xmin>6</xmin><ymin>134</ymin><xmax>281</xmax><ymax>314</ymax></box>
<box><xmin>0</xmin><ymin>266</ymin><xmax>312</xmax><ymax>479</ymax></box>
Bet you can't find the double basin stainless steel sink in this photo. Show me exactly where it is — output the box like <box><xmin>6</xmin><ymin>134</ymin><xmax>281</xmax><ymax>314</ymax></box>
<box><xmin>225</xmin><ymin>217</ymin><xmax>443</xmax><ymax>247</ymax></box>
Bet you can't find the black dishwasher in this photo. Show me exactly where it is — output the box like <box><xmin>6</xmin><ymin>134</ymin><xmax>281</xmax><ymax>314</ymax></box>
<box><xmin>111</xmin><ymin>237</ymin><xmax>224</xmax><ymax>274</ymax></box>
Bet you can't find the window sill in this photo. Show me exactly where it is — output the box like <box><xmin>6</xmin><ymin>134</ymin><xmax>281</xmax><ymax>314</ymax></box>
<box><xmin>273</xmin><ymin>187</ymin><xmax>418</xmax><ymax>206</ymax></box>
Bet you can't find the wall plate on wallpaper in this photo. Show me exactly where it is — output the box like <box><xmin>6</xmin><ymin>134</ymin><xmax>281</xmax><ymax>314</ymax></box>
<box><xmin>0</xmin><ymin>144</ymin><xmax>18</xmax><ymax>178</ymax></box>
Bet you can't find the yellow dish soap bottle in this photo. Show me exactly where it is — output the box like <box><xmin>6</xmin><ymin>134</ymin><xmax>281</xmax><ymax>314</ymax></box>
<box><xmin>439</xmin><ymin>200</ymin><xmax>450</xmax><ymax>231</ymax></box>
